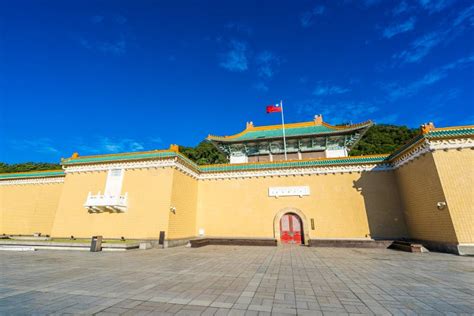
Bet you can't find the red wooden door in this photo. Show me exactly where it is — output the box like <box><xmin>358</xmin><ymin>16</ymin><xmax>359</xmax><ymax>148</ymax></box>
<box><xmin>280</xmin><ymin>214</ymin><xmax>302</xmax><ymax>244</ymax></box>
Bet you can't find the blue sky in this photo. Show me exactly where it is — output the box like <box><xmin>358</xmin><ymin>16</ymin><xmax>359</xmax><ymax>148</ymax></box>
<box><xmin>0</xmin><ymin>0</ymin><xmax>473</xmax><ymax>163</ymax></box>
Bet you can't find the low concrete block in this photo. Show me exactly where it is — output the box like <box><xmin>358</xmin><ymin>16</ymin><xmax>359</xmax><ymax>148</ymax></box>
<box><xmin>457</xmin><ymin>244</ymin><xmax>474</xmax><ymax>256</ymax></box>
<box><xmin>308</xmin><ymin>239</ymin><xmax>392</xmax><ymax>248</ymax></box>
<box><xmin>139</xmin><ymin>242</ymin><xmax>152</xmax><ymax>250</ymax></box>
<box><xmin>0</xmin><ymin>246</ymin><xmax>36</xmax><ymax>251</ymax></box>
<box><xmin>389</xmin><ymin>241</ymin><xmax>429</xmax><ymax>253</ymax></box>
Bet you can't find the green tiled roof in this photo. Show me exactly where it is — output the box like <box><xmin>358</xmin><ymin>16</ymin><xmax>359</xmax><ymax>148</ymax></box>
<box><xmin>388</xmin><ymin>126</ymin><xmax>474</xmax><ymax>160</ymax></box>
<box><xmin>0</xmin><ymin>170</ymin><xmax>65</xmax><ymax>180</ymax></box>
<box><xmin>425</xmin><ymin>127</ymin><xmax>474</xmax><ymax>138</ymax></box>
<box><xmin>61</xmin><ymin>151</ymin><xmax>177</xmax><ymax>165</ymax></box>
<box><xmin>208</xmin><ymin>121</ymin><xmax>373</xmax><ymax>142</ymax></box>
<box><xmin>231</xmin><ymin>125</ymin><xmax>335</xmax><ymax>141</ymax></box>
<box><xmin>199</xmin><ymin>155</ymin><xmax>388</xmax><ymax>172</ymax></box>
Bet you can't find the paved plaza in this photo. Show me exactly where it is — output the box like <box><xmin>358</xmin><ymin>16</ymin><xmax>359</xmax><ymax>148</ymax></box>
<box><xmin>0</xmin><ymin>246</ymin><xmax>473</xmax><ymax>315</ymax></box>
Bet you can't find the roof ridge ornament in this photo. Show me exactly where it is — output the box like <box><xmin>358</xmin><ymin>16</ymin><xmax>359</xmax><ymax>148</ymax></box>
<box><xmin>246</xmin><ymin>121</ymin><xmax>254</xmax><ymax>129</ymax></box>
<box><xmin>169</xmin><ymin>144</ymin><xmax>180</xmax><ymax>152</ymax></box>
<box><xmin>314</xmin><ymin>114</ymin><xmax>323</xmax><ymax>125</ymax></box>
<box><xmin>420</xmin><ymin>122</ymin><xmax>435</xmax><ymax>134</ymax></box>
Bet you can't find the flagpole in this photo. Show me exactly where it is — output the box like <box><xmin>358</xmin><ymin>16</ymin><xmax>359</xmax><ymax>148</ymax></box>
<box><xmin>280</xmin><ymin>100</ymin><xmax>288</xmax><ymax>161</ymax></box>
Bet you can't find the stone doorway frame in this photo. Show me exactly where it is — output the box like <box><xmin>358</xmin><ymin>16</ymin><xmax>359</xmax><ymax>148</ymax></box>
<box><xmin>273</xmin><ymin>208</ymin><xmax>310</xmax><ymax>245</ymax></box>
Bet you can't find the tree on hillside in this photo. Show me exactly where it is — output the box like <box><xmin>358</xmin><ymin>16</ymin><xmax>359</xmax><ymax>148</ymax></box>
<box><xmin>0</xmin><ymin>162</ymin><xmax>62</xmax><ymax>173</ymax></box>
<box><xmin>349</xmin><ymin>124</ymin><xmax>418</xmax><ymax>156</ymax></box>
<box><xmin>179</xmin><ymin>141</ymin><xmax>228</xmax><ymax>165</ymax></box>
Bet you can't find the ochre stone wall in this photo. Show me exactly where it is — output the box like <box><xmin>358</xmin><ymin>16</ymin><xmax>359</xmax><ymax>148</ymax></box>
<box><xmin>0</xmin><ymin>182</ymin><xmax>63</xmax><ymax>235</ymax></box>
<box><xmin>432</xmin><ymin>149</ymin><xmax>474</xmax><ymax>244</ymax></box>
<box><xmin>0</xmin><ymin>144</ymin><xmax>471</xmax><ymax>249</ymax></box>
<box><xmin>51</xmin><ymin>168</ymin><xmax>174</xmax><ymax>239</ymax></box>
<box><xmin>395</xmin><ymin>152</ymin><xmax>458</xmax><ymax>243</ymax></box>
<box><xmin>167</xmin><ymin>169</ymin><xmax>198</xmax><ymax>239</ymax></box>
<box><xmin>196</xmin><ymin>171</ymin><xmax>407</xmax><ymax>240</ymax></box>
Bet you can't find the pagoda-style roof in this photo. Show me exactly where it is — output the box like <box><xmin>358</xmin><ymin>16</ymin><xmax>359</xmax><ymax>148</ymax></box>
<box><xmin>207</xmin><ymin>115</ymin><xmax>373</xmax><ymax>143</ymax></box>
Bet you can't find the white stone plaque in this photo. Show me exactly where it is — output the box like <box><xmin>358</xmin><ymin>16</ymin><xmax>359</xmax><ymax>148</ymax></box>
<box><xmin>268</xmin><ymin>186</ymin><xmax>310</xmax><ymax>198</ymax></box>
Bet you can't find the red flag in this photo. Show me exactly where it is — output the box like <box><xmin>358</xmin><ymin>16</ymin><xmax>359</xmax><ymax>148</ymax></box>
<box><xmin>266</xmin><ymin>104</ymin><xmax>282</xmax><ymax>113</ymax></box>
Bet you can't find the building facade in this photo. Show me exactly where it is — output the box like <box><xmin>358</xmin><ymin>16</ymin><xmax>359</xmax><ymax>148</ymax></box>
<box><xmin>207</xmin><ymin>115</ymin><xmax>372</xmax><ymax>163</ymax></box>
<box><xmin>0</xmin><ymin>120</ymin><xmax>473</xmax><ymax>255</ymax></box>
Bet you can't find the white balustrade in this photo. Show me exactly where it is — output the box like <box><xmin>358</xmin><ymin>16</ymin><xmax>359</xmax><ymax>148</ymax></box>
<box><xmin>84</xmin><ymin>191</ymin><xmax>128</xmax><ymax>212</ymax></box>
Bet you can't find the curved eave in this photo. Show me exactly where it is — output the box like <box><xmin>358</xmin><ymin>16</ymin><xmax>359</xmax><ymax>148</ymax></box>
<box><xmin>207</xmin><ymin>120</ymin><xmax>373</xmax><ymax>143</ymax></box>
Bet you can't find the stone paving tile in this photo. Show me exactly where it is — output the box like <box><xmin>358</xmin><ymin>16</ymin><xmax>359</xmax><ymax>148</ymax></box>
<box><xmin>0</xmin><ymin>246</ymin><xmax>473</xmax><ymax>315</ymax></box>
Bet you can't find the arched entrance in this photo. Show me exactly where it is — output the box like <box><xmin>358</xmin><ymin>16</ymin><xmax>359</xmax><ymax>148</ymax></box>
<box><xmin>280</xmin><ymin>213</ymin><xmax>303</xmax><ymax>244</ymax></box>
<box><xmin>273</xmin><ymin>208</ymin><xmax>310</xmax><ymax>245</ymax></box>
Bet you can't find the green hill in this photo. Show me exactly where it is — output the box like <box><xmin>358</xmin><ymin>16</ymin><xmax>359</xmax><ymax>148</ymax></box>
<box><xmin>0</xmin><ymin>162</ymin><xmax>62</xmax><ymax>173</ymax></box>
<box><xmin>349</xmin><ymin>124</ymin><xmax>418</xmax><ymax>156</ymax></box>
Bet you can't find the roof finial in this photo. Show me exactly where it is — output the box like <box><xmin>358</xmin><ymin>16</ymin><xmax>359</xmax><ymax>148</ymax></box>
<box><xmin>420</xmin><ymin>122</ymin><xmax>435</xmax><ymax>134</ymax></box>
<box><xmin>71</xmin><ymin>152</ymin><xmax>79</xmax><ymax>159</ymax></box>
<box><xmin>246</xmin><ymin>121</ymin><xmax>254</xmax><ymax>129</ymax></box>
<box><xmin>314</xmin><ymin>114</ymin><xmax>323</xmax><ymax>125</ymax></box>
<box><xmin>169</xmin><ymin>144</ymin><xmax>179</xmax><ymax>152</ymax></box>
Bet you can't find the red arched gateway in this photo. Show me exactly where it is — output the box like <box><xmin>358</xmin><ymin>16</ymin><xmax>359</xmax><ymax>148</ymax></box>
<box><xmin>280</xmin><ymin>213</ymin><xmax>303</xmax><ymax>244</ymax></box>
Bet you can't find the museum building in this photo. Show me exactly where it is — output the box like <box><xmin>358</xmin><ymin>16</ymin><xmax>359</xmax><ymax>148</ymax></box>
<box><xmin>0</xmin><ymin>115</ymin><xmax>473</xmax><ymax>255</ymax></box>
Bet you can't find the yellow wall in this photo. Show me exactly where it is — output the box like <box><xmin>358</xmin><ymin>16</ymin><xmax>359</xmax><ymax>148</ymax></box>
<box><xmin>197</xmin><ymin>171</ymin><xmax>407</xmax><ymax>240</ymax></box>
<box><xmin>432</xmin><ymin>149</ymin><xmax>474</xmax><ymax>244</ymax></box>
<box><xmin>395</xmin><ymin>153</ymin><xmax>458</xmax><ymax>243</ymax></box>
<box><xmin>0</xmin><ymin>181</ymin><xmax>63</xmax><ymax>235</ymax></box>
<box><xmin>167</xmin><ymin>170</ymin><xmax>198</xmax><ymax>239</ymax></box>
<box><xmin>1</xmin><ymin>145</ymin><xmax>470</xmax><ymax>247</ymax></box>
<box><xmin>51</xmin><ymin>168</ymin><xmax>174</xmax><ymax>239</ymax></box>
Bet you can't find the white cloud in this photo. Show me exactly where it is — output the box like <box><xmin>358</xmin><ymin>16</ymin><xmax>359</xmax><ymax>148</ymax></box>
<box><xmin>256</xmin><ymin>51</ymin><xmax>281</xmax><ymax>79</ymax></box>
<box><xmin>300</xmin><ymin>5</ymin><xmax>326</xmax><ymax>28</ymax></box>
<box><xmin>80</xmin><ymin>14</ymin><xmax>129</xmax><ymax>56</ymax></box>
<box><xmin>418</xmin><ymin>0</ymin><xmax>454</xmax><ymax>14</ymax></box>
<box><xmin>253</xmin><ymin>82</ymin><xmax>269</xmax><ymax>92</ymax></box>
<box><xmin>297</xmin><ymin>100</ymin><xmax>378</xmax><ymax>124</ymax></box>
<box><xmin>312</xmin><ymin>84</ymin><xmax>350</xmax><ymax>96</ymax></box>
<box><xmin>383</xmin><ymin>17</ymin><xmax>416</xmax><ymax>38</ymax></box>
<box><xmin>392</xmin><ymin>1</ymin><xmax>413</xmax><ymax>16</ymax></box>
<box><xmin>383</xmin><ymin>55</ymin><xmax>474</xmax><ymax>100</ymax></box>
<box><xmin>76</xmin><ymin>137</ymin><xmax>149</xmax><ymax>154</ymax></box>
<box><xmin>219</xmin><ymin>40</ymin><xmax>248</xmax><ymax>72</ymax></box>
<box><xmin>10</xmin><ymin>138</ymin><xmax>59</xmax><ymax>154</ymax></box>
<box><xmin>392</xmin><ymin>31</ymin><xmax>444</xmax><ymax>63</ymax></box>
<box><xmin>453</xmin><ymin>4</ymin><xmax>474</xmax><ymax>27</ymax></box>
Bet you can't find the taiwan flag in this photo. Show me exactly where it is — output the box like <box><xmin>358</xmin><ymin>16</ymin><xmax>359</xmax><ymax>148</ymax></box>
<box><xmin>266</xmin><ymin>103</ymin><xmax>282</xmax><ymax>113</ymax></box>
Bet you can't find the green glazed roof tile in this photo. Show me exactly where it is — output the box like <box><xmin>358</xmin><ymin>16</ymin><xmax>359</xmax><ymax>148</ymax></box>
<box><xmin>426</xmin><ymin>127</ymin><xmax>474</xmax><ymax>138</ymax></box>
<box><xmin>0</xmin><ymin>170</ymin><xmax>65</xmax><ymax>180</ymax></box>
<box><xmin>232</xmin><ymin>125</ymin><xmax>335</xmax><ymax>140</ymax></box>
<box><xmin>62</xmin><ymin>151</ymin><xmax>177</xmax><ymax>165</ymax></box>
<box><xmin>208</xmin><ymin>121</ymin><xmax>373</xmax><ymax>142</ymax></box>
<box><xmin>199</xmin><ymin>155</ymin><xmax>388</xmax><ymax>172</ymax></box>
